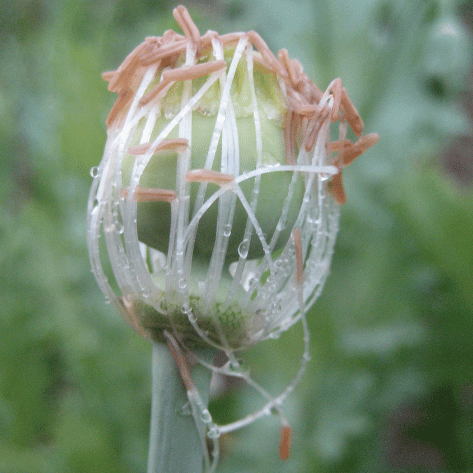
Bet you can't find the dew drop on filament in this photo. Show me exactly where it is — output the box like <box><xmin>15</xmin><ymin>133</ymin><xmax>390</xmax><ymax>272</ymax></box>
<box><xmin>200</xmin><ymin>409</ymin><xmax>211</xmax><ymax>423</ymax></box>
<box><xmin>238</xmin><ymin>239</ymin><xmax>249</xmax><ymax>258</ymax></box>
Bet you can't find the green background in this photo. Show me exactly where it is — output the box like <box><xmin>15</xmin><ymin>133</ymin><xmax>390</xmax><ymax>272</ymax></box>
<box><xmin>1</xmin><ymin>0</ymin><xmax>472</xmax><ymax>471</ymax></box>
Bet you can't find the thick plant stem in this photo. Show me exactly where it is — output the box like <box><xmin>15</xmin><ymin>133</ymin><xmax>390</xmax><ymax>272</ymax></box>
<box><xmin>147</xmin><ymin>341</ymin><xmax>214</xmax><ymax>473</ymax></box>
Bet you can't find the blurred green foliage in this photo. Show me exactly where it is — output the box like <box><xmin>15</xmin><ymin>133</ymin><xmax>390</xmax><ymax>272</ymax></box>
<box><xmin>1</xmin><ymin>0</ymin><xmax>472</xmax><ymax>471</ymax></box>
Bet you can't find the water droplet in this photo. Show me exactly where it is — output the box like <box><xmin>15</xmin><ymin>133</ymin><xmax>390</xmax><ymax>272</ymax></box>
<box><xmin>90</xmin><ymin>166</ymin><xmax>99</xmax><ymax>178</ymax></box>
<box><xmin>116</xmin><ymin>223</ymin><xmax>124</xmax><ymax>234</ymax></box>
<box><xmin>200</xmin><ymin>409</ymin><xmax>211</xmax><ymax>423</ymax></box>
<box><xmin>276</xmin><ymin>220</ymin><xmax>286</xmax><ymax>231</ymax></box>
<box><xmin>188</xmin><ymin>313</ymin><xmax>197</xmax><ymax>323</ymax></box>
<box><xmin>319</xmin><ymin>172</ymin><xmax>331</xmax><ymax>182</ymax></box>
<box><xmin>223</xmin><ymin>224</ymin><xmax>232</xmax><ymax>237</ymax></box>
<box><xmin>238</xmin><ymin>239</ymin><xmax>249</xmax><ymax>258</ymax></box>
<box><xmin>177</xmin><ymin>401</ymin><xmax>192</xmax><ymax>416</ymax></box>
<box><xmin>207</xmin><ymin>426</ymin><xmax>220</xmax><ymax>439</ymax></box>
<box><xmin>164</xmin><ymin>107</ymin><xmax>176</xmax><ymax>120</ymax></box>
<box><xmin>181</xmin><ymin>303</ymin><xmax>191</xmax><ymax>314</ymax></box>
<box><xmin>178</xmin><ymin>278</ymin><xmax>186</xmax><ymax>289</ymax></box>
<box><xmin>247</xmin><ymin>276</ymin><xmax>258</xmax><ymax>288</ymax></box>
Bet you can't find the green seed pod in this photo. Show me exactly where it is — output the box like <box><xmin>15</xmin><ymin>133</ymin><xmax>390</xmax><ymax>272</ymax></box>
<box><xmin>120</xmin><ymin>46</ymin><xmax>303</xmax><ymax>262</ymax></box>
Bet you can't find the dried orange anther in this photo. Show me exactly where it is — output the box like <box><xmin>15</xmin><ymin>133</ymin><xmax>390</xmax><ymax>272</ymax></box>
<box><xmin>280</xmin><ymin>425</ymin><xmax>292</xmax><ymax>460</ymax></box>
<box><xmin>185</xmin><ymin>169</ymin><xmax>235</xmax><ymax>186</ymax></box>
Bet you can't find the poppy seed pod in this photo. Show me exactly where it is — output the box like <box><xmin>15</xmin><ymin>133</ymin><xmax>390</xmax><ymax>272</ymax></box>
<box><xmin>88</xmin><ymin>7</ymin><xmax>378</xmax><ymax>353</ymax></box>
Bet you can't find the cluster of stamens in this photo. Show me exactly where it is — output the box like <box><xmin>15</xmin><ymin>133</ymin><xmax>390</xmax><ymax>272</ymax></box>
<box><xmin>87</xmin><ymin>5</ymin><xmax>378</xmax><ymax>468</ymax></box>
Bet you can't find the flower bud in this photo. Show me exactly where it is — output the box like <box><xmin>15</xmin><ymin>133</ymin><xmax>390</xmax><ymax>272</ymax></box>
<box><xmin>87</xmin><ymin>6</ymin><xmax>378</xmax><ymax>350</ymax></box>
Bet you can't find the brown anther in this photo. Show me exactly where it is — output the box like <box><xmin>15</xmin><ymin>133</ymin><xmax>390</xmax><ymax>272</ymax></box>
<box><xmin>139</xmin><ymin>77</ymin><xmax>171</xmax><ymax>106</ymax></box>
<box><xmin>301</xmin><ymin>116</ymin><xmax>309</xmax><ymax>136</ymax></box>
<box><xmin>101</xmin><ymin>71</ymin><xmax>115</xmax><ymax>82</ymax></box>
<box><xmin>122</xmin><ymin>187</ymin><xmax>177</xmax><ymax>203</ymax></box>
<box><xmin>164</xmin><ymin>330</ymin><xmax>196</xmax><ymax>392</ymax></box>
<box><xmin>329</xmin><ymin>171</ymin><xmax>346</xmax><ymax>205</ymax></box>
<box><xmin>162</xmin><ymin>29</ymin><xmax>184</xmax><ymax>43</ymax></box>
<box><xmin>340</xmin><ymin>87</ymin><xmax>364</xmax><ymax>136</ymax></box>
<box><xmin>337</xmin><ymin>133</ymin><xmax>379</xmax><ymax>166</ymax></box>
<box><xmin>303</xmin><ymin>104</ymin><xmax>330</xmax><ymax>151</ymax></box>
<box><xmin>295</xmin><ymin>103</ymin><xmax>322</xmax><ymax>116</ymax></box>
<box><xmin>308</xmin><ymin>82</ymin><xmax>324</xmax><ymax>103</ymax></box>
<box><xmin>220</xmin><ymin>32</ymin><xmax>245</xmax><ymax>46</ymax></box>
<box><xmin>330</xmin><ymin>139</ymin><xmax>353</xmax><ymax>152</ymax></box>
<box><xmin>121</xmin><ymin>297</ymin><xmax>150</xmax><ymax>340</ymax></box>
<box><xmin>185</xmin><ymin>169</ymin><xmax>234</xmax><ymax>186</ymax></box>
<box><xmin>247</xmin><ymin>31</ymin><xmax>287</xmax><ymax>78</ymax></box>
<box><xmin>140</xmin><ymin>39</ymin><xmax>188</xmax><ymax>66</ymax></box>
<box><xmin>162</xmin><ymin>60</ymin><xmax>227</xmax><ymax>82</ymax></box>
<box><xmin>105</xmin><ymin>89</ymin><xmax>134</xmax><ymax>128</ymax></box>
<box><xmin>108</xmin><ymin>41</ymin><xmax>151</xmax><ymax>92</ymax></box>
<box><xmin>173</xmin><ymin>5</ymin><xmax>202</xmax><ymax>57</ymax></box>
<box><xmin>291</xmin><ymin>59</ymin><xmax>304</xmax><ymax>82</ymax></box>
<box><xmin>293</xmin><ymin>227</ymin><xmax>304</xmax><ymax>285</ymax></box>
<box><xmin>286</xmin><ymin>88</ymin><xmax>308</xmax><ymax>109</ymax></box>
<box><xmin>327</xmin><ymin>78</ymin><xmax>342</xmax><ymax>122</ymax></box>
<box><xmin>280</xmin><ymin>425</ymin><xmax>292</xmax><ymax>461</ymax></box>
<box><xmin>278</xmin><ymin>49</ymin><xmax>299</xmax><ymax>87</ymax></box>
<box><xmin>128</xmin><ymin>138</ymin><xmax>189</xmax><ymax>156</ymax></box>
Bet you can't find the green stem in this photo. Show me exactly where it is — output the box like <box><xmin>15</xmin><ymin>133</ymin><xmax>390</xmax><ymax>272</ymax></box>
<box><xmin>147</xmin><ymin>341</ymin><xmax>215</xmax><ymax>473</ymax></box>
